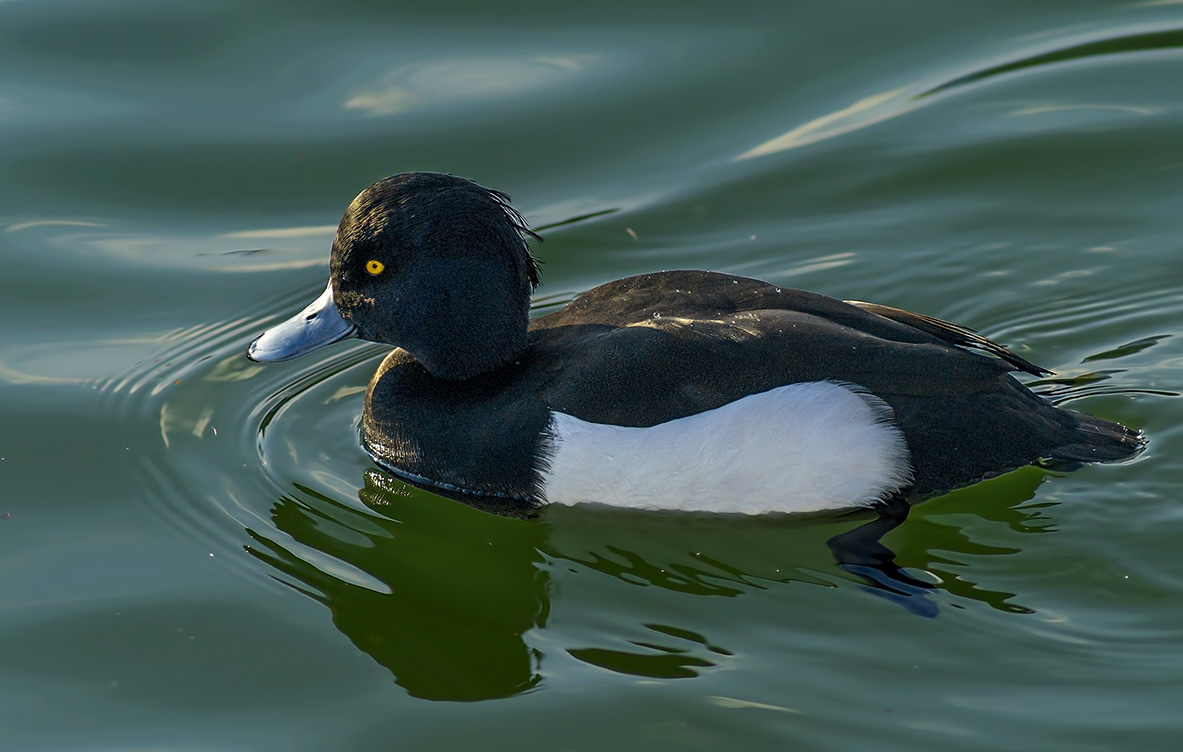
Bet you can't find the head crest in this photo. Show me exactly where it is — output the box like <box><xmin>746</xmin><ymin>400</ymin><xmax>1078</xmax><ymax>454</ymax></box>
<box><xmin>486</xmin><ymin>186</ymin><xmax>543</xmax><ymax>289</ymax></box>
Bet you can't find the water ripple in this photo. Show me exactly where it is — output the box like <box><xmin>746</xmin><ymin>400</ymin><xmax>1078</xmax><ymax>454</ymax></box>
<box><xmin>738</xmin><ymin>23</ymin><xmax>1183</xmax><ymax>160</ymax></box>
<box><xmin>920</xmin><ymin>26</ymin><xmax>1183</xmax><ymax>98</ymax></box>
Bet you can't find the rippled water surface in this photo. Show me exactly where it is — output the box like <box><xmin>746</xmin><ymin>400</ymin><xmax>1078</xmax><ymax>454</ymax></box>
<box><xmin>2</xmin><ymin>1</ymin><xmax>1182</xmax><ymax>749</ymax></box>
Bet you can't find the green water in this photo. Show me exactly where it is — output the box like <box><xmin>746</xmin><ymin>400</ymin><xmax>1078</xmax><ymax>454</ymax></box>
<box><xmin>2</xmin><ymin>0</ymin><xmax>1182</xmax><ymax>749</ymax></box>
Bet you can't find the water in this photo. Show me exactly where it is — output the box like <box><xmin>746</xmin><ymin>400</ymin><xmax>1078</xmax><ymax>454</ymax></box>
<box><xmin>2</xmin><ymin>0</ymin><xmax>1182</xmax><ymax>749</ymax></box>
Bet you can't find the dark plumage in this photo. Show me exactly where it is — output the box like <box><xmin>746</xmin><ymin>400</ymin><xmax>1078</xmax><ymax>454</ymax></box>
<box><xmin>248</xmin><ymin>172</ymin><xmax>1145</xmax><ymax>515</ymax></box>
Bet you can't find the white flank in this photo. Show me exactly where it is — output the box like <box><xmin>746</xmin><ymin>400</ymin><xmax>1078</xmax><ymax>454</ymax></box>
<box><xmin>542</xmin><ymin>381</ymin><xmax>912</xmax><ymax>514</ymax></box>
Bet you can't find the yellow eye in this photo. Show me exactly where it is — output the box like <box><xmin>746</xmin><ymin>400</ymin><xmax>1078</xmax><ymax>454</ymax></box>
<box><xmin>366</xmin><ymin>260</ymin><xmax>385</xmax><ymax>275</ymax></box>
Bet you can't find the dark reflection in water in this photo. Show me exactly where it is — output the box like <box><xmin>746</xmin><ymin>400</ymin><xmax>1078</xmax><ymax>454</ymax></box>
<box><xmin>895</xmin><ymin>468</ymin><xmax>1051</xmax><ymax>615</ymax></box>
<box><xmin>244</xmin><ymin>464</ymin><xmax>1053</xmax><ymax>701</ymax></box>
<box><xmin>246</xmin><ymin>475</ymin><xmax>549</xmax><ymax>702</ymax></box>
<box><xmin>1029</xmin><ymin>368</ymin><xmax>1177</xmax><ymax>405</ymax></box>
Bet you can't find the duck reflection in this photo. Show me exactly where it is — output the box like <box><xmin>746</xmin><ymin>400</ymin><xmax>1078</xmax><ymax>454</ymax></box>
<box><xmin>247</xmin><ymin>474</ymin><xmax>548</xmax><ymax>701</ymax></box>
<box><xmin>246</xmin><ymin>467</ymin><xmax>1048</xmax><ymax>701</ymax></box>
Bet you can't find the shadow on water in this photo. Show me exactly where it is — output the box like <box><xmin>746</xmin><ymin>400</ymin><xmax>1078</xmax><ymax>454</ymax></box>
<box><xmin>244</xmin><ymin>464</ymin><xmax>1052</xmax><ymax>701</ymax></box>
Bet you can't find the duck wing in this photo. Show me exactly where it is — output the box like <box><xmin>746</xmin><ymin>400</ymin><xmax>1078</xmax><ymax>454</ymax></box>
<box><xmin>545</xmin><ymin>270</ymin><xmax>1051</xmax><ymax>377</ymax></box>
<box><xmin>844</xmin><ymin>300</ymin><xmax>1051</xmax><ymax>377</ymax></box>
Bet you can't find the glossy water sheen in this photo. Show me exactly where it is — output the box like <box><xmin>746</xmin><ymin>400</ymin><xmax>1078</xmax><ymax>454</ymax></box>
<box><xmin>2</xmin><ymin>1</ymin><xmax>1181</xmax><ymax>749</ymax></box>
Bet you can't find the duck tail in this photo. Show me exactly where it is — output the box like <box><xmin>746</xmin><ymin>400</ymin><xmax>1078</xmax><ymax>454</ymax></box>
<box><xmin>1049</xmin><ymin>410</ymin><xmax>1147</xmax><ymax>463</ymax></box>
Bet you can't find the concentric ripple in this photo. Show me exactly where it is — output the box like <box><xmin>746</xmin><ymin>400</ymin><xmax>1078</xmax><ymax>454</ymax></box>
<box><xmin>92</xmin><ymin>283</ymin><xmax>386</xmax><ymax>569</ymax></box>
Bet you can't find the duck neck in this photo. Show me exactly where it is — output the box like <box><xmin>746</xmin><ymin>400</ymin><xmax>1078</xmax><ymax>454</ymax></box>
<box><xmin>401</xmin><ymin>259</ymin><xmax>532</xmax><ymax>381</ymax></box>
<box><xmin>413</xmin><ymin>317</ymin><xmax>529</xmax><ymax>381</ymax></box>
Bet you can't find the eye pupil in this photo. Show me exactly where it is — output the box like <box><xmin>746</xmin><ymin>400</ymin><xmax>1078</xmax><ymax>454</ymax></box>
<box><xmin>366</xmin><ymin>260</ymin><xmax>384</xmax><ymax>275</ymax></box>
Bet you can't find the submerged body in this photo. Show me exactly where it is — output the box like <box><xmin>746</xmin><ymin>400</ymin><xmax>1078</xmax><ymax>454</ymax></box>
<box><xmin>249</xmin><ymin>173</ymin><xmax>1144</xmax><ymax>516</ymax></box>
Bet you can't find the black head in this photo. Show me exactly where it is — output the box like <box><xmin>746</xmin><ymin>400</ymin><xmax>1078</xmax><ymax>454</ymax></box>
<box><xmin>330</xmin><ymin>172</ymin><xmax>541</xmax><ymax>380</ymax></box>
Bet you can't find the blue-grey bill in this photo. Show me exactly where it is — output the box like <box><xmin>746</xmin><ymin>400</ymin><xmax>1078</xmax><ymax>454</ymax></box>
<box><xmin>247</xmin><ymin>280</ymin><xmax>357</xmax><ymax>362</ymax></box>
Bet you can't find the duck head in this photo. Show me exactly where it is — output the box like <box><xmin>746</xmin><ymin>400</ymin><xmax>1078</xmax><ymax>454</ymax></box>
<box><xmin>247</xmin><ymin>172</ymin><xmax>541</xmax><ymax>380</ymax></box>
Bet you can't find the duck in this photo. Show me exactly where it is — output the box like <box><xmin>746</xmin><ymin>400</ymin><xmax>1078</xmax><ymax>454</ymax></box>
<box><xmin>247</xmin><ymin>172</ymin><xmax>1145</xmax><ymax>517</ymax></box>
